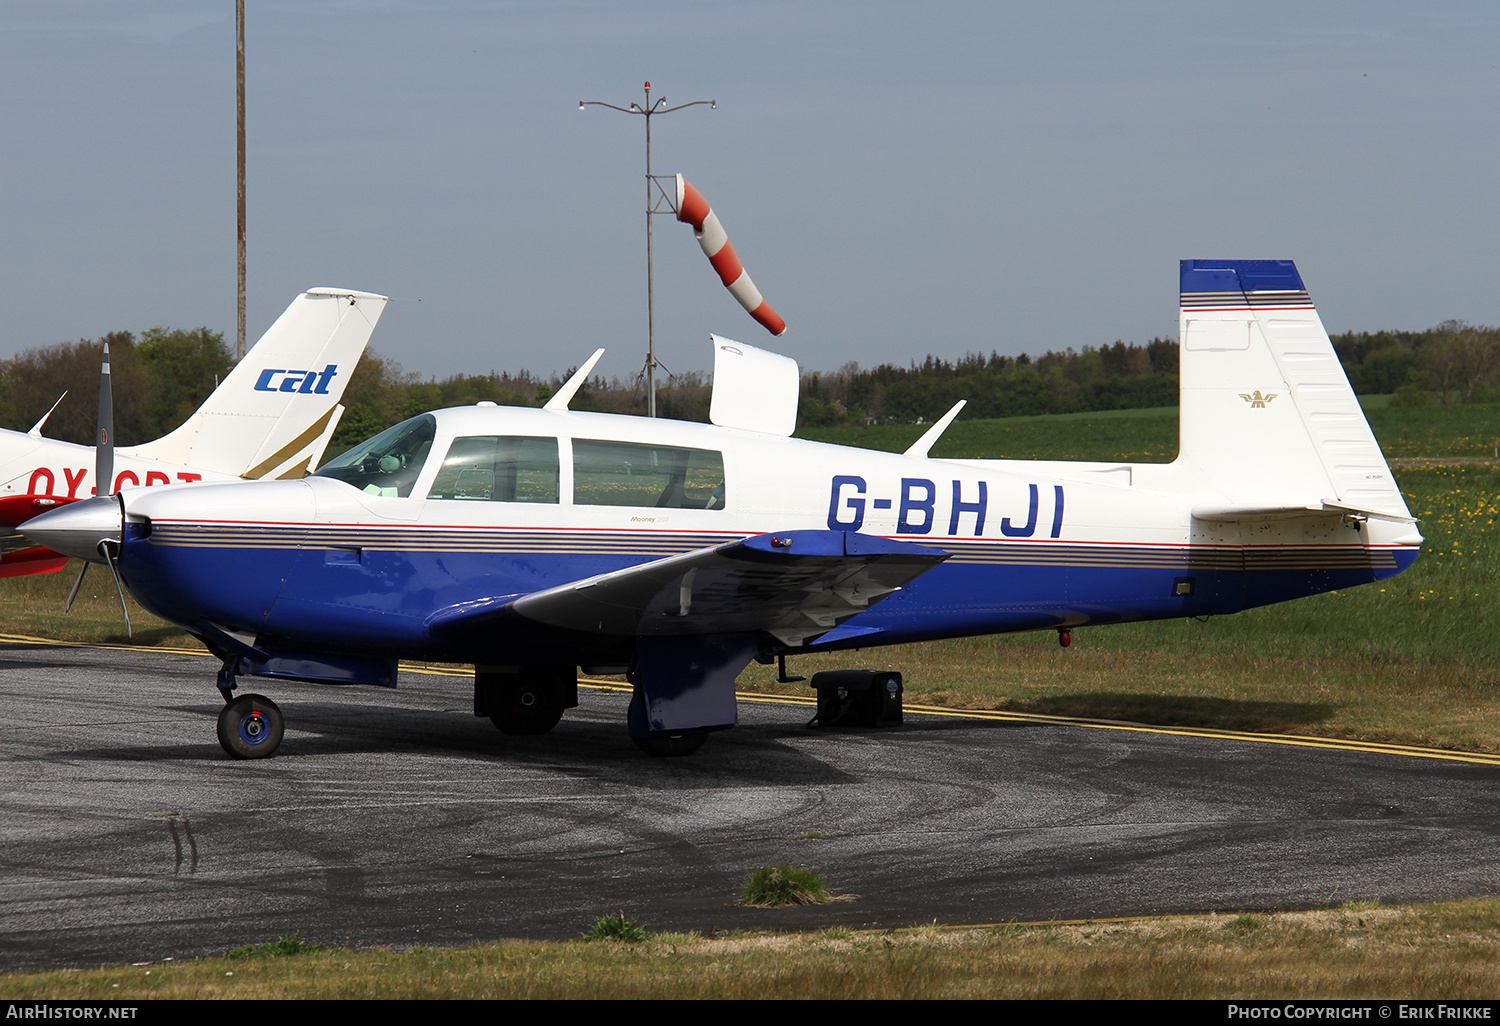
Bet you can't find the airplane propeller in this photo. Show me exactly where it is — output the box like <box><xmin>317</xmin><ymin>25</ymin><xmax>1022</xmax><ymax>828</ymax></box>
<box><xmin>54</xmin><ymin>342</ymin><xmax>131</xmax><ymax>637</ymax></box>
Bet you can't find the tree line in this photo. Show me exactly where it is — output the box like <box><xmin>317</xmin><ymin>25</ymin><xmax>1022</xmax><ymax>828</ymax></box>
<box><xmin>2</xmin><ymin>319</ymin><xmax>1496</xmax><ymax>451</ymax></box>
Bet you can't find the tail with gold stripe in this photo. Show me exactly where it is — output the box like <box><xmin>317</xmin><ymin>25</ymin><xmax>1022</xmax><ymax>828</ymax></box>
<box><xmin>125</xmin><ymin>288</ymin><xmax>386</xmax><ymax>479</ymax></box>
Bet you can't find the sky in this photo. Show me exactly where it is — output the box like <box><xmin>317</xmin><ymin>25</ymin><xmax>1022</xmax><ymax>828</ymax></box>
<box><xmin>2</xmin><ymin>1</ymin><xmax>1497</xmax><ymax>385</ymax></box>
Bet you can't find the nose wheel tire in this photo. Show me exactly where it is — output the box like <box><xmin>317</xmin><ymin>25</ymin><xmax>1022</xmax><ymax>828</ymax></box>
<box><xmin>217</xmin><ymin>694</ymin><xmax>285</xmax><ymax>759</ymax></box>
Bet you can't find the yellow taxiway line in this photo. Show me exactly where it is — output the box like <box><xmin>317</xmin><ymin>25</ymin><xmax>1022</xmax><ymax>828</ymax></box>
<box><xmin>4</xmin><ymin>632</ymin><xmax>1497</xmax><ymax>767</ymax></box>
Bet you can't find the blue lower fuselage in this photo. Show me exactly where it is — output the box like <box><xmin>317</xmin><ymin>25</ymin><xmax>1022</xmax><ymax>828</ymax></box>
<box><xmin>119</xmin><ymin>519</ymin><xmax>1418</xmax><ymax>666</ymax></box>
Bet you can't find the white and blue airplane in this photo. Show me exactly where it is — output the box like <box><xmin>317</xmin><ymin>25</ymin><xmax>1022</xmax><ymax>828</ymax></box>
<box><xmin>0</xmin><ymin>288</ymin><xmax>388</xmax><ymax>577</ymax></box>
<box><xmin>21</xmin><ymin>260</ymin><xmax>1421</xmax><ymax>758</ymax></box>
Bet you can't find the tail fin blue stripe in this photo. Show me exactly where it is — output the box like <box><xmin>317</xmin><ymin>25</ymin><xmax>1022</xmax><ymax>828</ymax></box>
<box><xmin>1180</xmin><ymin>259</ymin><xmax>1312</xmax><ymax>310</ymax></box>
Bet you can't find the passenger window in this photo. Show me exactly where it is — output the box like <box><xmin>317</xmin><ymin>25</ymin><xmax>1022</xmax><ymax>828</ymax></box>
<box><xmin>573</xmin><ymin>439</ymin><xmax>725</xmax><ymax>509</ymax></box>
<box><xmin>427</xmin><ymin>436</ymin><xmax>559</xmax><ymax>503</ymax></box>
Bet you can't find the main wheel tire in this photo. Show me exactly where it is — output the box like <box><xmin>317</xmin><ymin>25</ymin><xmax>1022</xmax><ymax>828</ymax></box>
<box><xmin>489</xmin><ymin>681</ymin><xmax>564</xmax><ymax>736</ymax></box>
<box><xmin>626</xmin><ymin>691</ymin><xmax>708</xmax><ymax>756</ymax></box>
<box><xmin>216</xmin><ymin>693</ymin><xmax>284</xmax><ymax>759</ymax></box>
<box><xmin>632</xmin><ymin>732</ymin><xmax>708</xmax><ymax>757</ymax></box>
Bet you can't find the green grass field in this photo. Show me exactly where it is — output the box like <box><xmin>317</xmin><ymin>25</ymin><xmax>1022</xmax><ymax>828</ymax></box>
<box><xmin>8</xmin><ymin>901</ymin><xmax>1500</xmax><ymax>999</ymax></box>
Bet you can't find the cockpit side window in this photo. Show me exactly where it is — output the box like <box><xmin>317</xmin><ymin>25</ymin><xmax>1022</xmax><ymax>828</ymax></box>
<box><xmin>573</xmin><ymin>439</ymin><xmax>725</xmax><ymax>509</ymax></box>
<box><xmin>427</xmin><ymin>436</ymin><xmax>559</xmax><ymax>503</ymax></box>
<box><xmin>314</xmin><ymin>414</ymin><xmax>436</xmax><ymax>498</ymax></box>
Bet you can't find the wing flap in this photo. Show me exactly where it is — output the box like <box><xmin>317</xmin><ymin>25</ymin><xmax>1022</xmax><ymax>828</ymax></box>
<box><xmin>431</xmin><ymin>530</ymin><xmax>946</xmax><ymax>647</ymax></box>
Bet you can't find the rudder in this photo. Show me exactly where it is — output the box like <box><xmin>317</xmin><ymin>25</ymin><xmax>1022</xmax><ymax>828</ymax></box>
<box><xmin>1176</xmin><ymin>260</ymin><xmax>1410</xmax><ymax>521</ymax></box>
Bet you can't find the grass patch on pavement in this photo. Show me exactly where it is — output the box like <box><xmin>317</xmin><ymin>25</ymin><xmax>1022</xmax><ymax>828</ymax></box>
<box><xmin>741</xmin><ymin>864</ymin><xmax>831</xmax><ymax>907</ymax></box>
<box><xmin>581</xmin><ymin>913</ymin><xmax>651</xmax><ymax>943</ymax></box>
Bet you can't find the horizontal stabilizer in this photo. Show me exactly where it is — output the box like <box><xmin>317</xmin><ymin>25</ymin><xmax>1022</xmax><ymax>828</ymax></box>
<box><xmin>430</xmin><ymin>530</ymin><xmax>947</xmax><ymax>648</ymax></box>
<box><xmin>1192</xmin><ymin>501</ymin><xmax>1418</xmax><ymax>524</ymax></box>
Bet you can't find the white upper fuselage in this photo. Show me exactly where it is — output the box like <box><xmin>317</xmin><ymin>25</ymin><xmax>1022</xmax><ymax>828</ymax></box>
<box><xmin>0</xmin><ymin>429</ymin><xmax>240</xmax><ymax>504</ymax></box>
<box><xmin>125</xmin><ymin>402</ymin><xmax>1419</xmax><ymax>548</ymax></box>
<box><xmin>131</xmin><ymin>404</ymin><xmax>1192</xmax><ymax>546</ymax></box>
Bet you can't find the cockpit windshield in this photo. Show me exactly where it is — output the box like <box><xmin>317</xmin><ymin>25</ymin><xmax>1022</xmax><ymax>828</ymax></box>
<box><xmin>314</xmin><ymin>414</ymin><xmax>436</xmax><ymax>497</ymax></box>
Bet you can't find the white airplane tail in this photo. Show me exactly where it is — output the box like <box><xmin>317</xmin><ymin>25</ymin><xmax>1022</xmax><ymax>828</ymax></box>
<box><xmin>126</xmin><ymin>288</ymin><xmax>387</xmax><ymax>479</ymax></box>
<box><xmin>1175</xmin><ymin>260</ymin><xmax>1412</xmax><ymax>523</ymax></box>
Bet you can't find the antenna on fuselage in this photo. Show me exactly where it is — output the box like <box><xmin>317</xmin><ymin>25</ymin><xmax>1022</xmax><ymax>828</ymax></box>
<box><xmin>27</xmin><ymin>392</ymin><xmax>68</xmax><ymax>439</ymax></box>
<box><xmin>903</xmin><ymin>400</ymin><xmax>967</xmax><ymax>459</ymax></box>
<box><xmin>543</xmin><ymin>348</ymin><xmax>606</xmax><ymax>413</ymax></box>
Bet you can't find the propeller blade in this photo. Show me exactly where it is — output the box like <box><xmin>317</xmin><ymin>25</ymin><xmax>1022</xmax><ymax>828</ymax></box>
<box><xmin>95</xmin><ymin>342</ymin><xmax>114</xmax><ymax>496</ymax></box>
<box><xmin>97</xmin><ymin>539</ymin><xmax>131</xmax><ymax>639</ymax></box>
<box><xmin>63</xmin><ymin>560</ymin><xmax>88</xmax><ymax>613</ymax></box>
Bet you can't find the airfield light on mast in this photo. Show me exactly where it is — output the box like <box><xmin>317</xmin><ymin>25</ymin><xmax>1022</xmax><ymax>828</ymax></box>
<box><xmin>579</xmin><ymin>82</ymin><xmax>715</xmax><ymax>418</ymax></box>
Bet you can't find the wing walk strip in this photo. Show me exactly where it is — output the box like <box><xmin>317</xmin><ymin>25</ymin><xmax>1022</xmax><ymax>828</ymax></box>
<box><xmin>145</xmin><ymin>525</ymin><xmax>1398</xmax><ymax>571</ymax></box>
<box><xmin>4</xmin><ymin>634</ymin><xmax>1482</xmax><ymax>767</ymax></box>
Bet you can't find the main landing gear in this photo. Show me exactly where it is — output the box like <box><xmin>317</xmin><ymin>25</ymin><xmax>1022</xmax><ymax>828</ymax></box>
<box><xmin>626</xmin><ymin>691</ymin><xmax>709</xmax><ymax>757</ymax></box>
<box><xmin>475</xmin><ymin>666</ymin><xmax>576</xmax><ymax>736</ymax></box>
<box><xmin>216</xmin><ymin>693</ymin><xmax>285</xmax><ymax>759</ymax></box>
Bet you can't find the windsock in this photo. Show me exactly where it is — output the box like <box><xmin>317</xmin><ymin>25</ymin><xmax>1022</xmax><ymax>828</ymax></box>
<box><xmin>675</xmin><ymin>174</ymin><xmax>786</xmax><ymax>336</ymax></box>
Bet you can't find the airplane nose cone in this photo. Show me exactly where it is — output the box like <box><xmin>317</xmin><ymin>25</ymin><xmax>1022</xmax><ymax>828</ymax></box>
<box><xmin>18</xmin><ymin>495</ymin><xmax>123</xmax><ymax>564</ymax></box>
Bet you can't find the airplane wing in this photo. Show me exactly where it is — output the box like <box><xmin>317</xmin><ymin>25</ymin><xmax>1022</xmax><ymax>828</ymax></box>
<box><xmin>427</xmin><ymin>529</ymin><xmax>947</xmax><ymax>648</ymax></box>
<box><xmin>0</xmin><ymin>495</ymin><xmax>75</xmax><ymax>577</ymax></box>
<box><xmin>0</xmin><ymin>533</ymin><xmax>69</xmax><ymax>577</ymax></box>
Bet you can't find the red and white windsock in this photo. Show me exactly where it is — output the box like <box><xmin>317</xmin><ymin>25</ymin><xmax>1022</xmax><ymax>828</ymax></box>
<box><xmin>675</xmin><ymin>174</ymin><xmax>786</xmax><ymax>336</ymax></box>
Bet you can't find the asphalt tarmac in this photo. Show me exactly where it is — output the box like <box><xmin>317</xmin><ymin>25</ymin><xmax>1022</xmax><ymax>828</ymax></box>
<box><xmin>4</xmin><ymin>637</ymin><xmax>1500</xmax><ymax>972</ymax></box>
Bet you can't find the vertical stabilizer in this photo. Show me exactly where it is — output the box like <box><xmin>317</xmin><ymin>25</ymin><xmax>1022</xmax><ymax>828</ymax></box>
<box><xmin>125</xmin><ymin>288</ymin><xmax>387</xmax><ymax>478</ymax></box>
<box><xmin>1176</xmin><ymin>260</ymin><xmax>1409</xmax><ymax>520</ymax></box>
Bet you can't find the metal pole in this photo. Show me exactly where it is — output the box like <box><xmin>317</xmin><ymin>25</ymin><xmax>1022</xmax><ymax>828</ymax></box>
<box><xmin>579</xmin><ymin>83</ymin><xmax>714</xmax><ymax>416</ymax></box>
<box><xmin>236</xmin><ymin>0</ymin><xmax>246</xmax><ymax>361</ymax></box>
<box><xmin>644</xmin><ymin>92</ymin><xmax>655</xmax><ymax>416</ymax></box>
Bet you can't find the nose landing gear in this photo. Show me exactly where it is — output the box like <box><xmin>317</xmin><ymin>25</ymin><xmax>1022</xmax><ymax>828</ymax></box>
<box><xmin>216</xmin><ymin>693</ymin><xmax>284</xmax><ymax>759</ymax></box>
